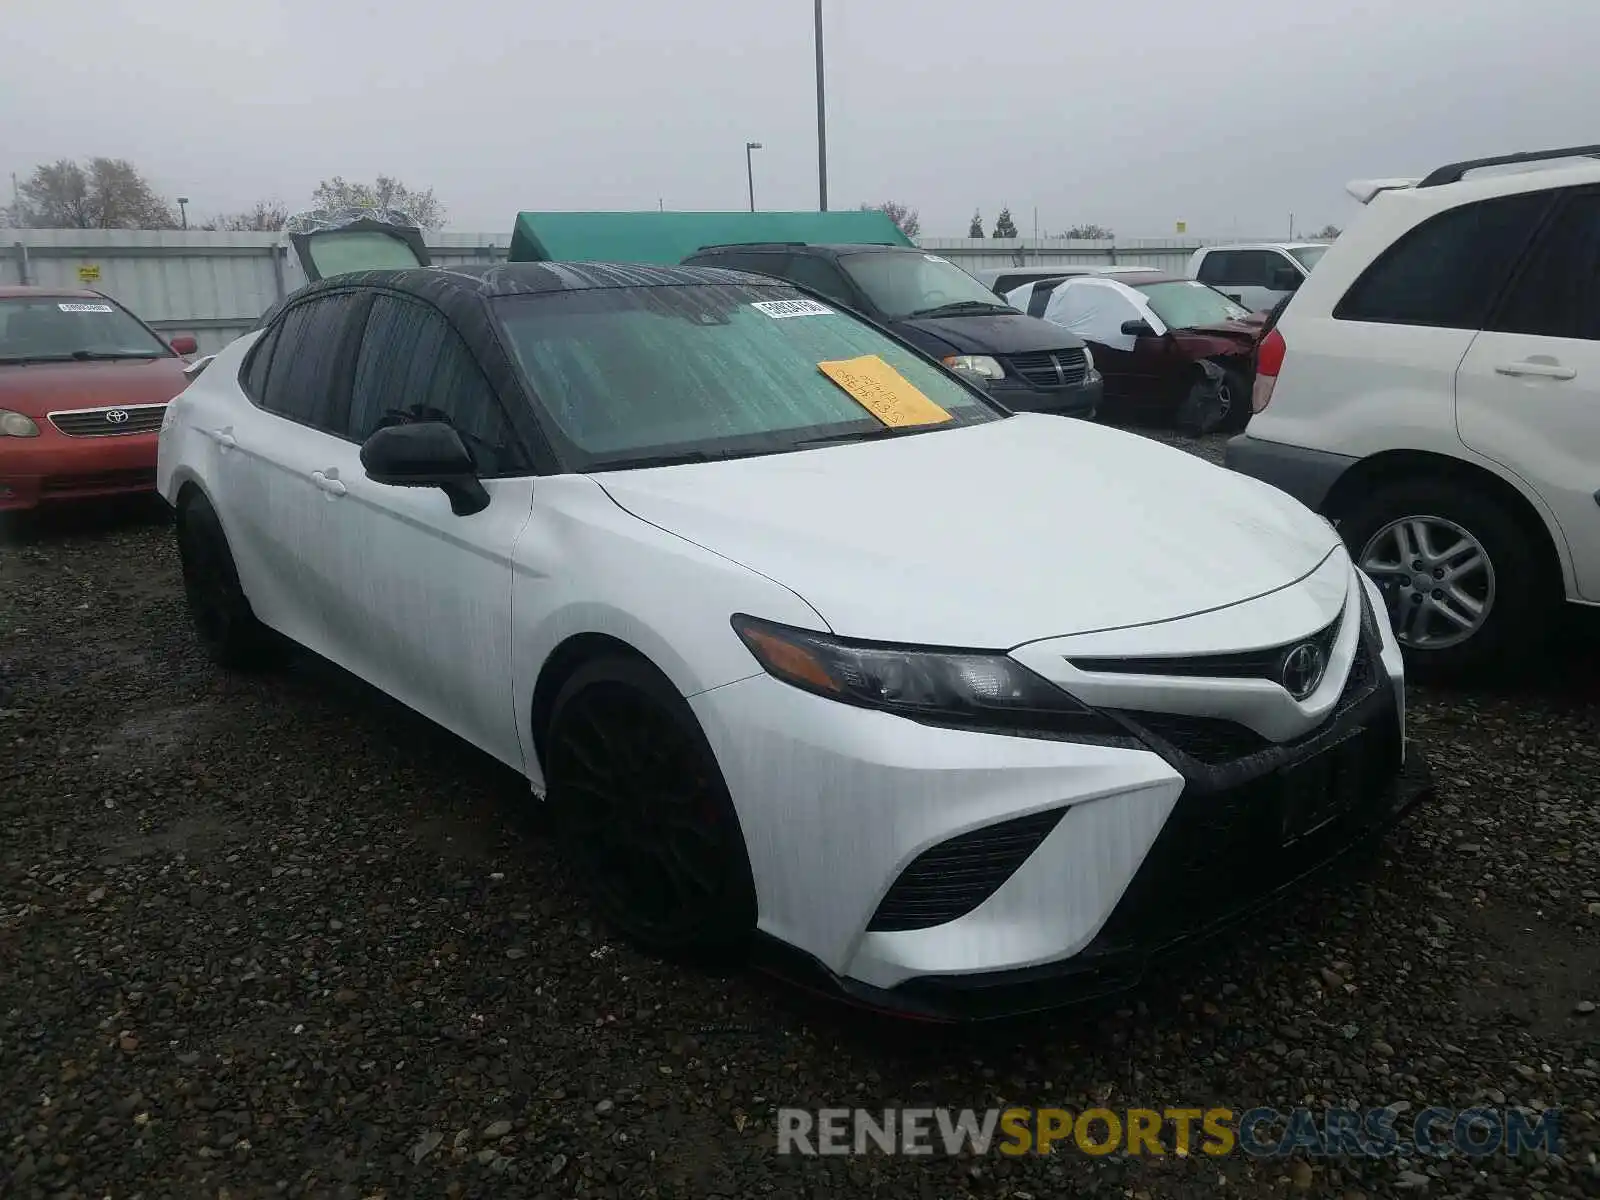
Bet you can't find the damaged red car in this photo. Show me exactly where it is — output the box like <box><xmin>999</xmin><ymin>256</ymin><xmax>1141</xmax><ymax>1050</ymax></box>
<box><xmin>1005</xmin><ymin>271</ymin><xmax>1266</xmax><ymax>433</ymax></box>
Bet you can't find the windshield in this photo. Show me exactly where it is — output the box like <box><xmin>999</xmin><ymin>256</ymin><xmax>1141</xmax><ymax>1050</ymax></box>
<box><xmin>495</xmin><ymin>283</ymin><xmax>1003</xmax><ymax>470</ymax></box>
<box><xmin>0</xmin><ymin>297</ymin><xmax>170</xmax><ymax>362</ymax></box>
<box><xmin>1289</xmin><ymin>245</ymin><xmax>1328</xmax><ymax>270</ymax></box>
<box><xmin>306</xmin><ymin>230</ymin><xmax>427</xmax><ymax>278</ymax></box>
<box><xmin>1133</xmin><ymin>281</ymin><xmax>1251</xmax><ymax>328</ymax></box>
<box><xmin>838</xmin><ymin>251</ymin><xmax>1012</xmax><ymax>319</ymax></box>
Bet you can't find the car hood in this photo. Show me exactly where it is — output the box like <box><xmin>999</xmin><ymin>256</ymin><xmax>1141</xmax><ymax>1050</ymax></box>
<box><xmin>898</xmin><ymin>311</ymin><xmax>1085</xmax><ymax>355</ymax></box>
<box><xmin>593</xmin><ymin>414</ymin><xmax>1340</xmax><ymax>647</ymax></box>
<box><xmin>0</xmin><ymin>357</ymin><xmax>190</xmax><ymax>417</ymax></box>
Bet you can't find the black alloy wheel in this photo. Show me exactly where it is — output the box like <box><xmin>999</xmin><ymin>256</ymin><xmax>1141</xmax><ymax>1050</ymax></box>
<box><xmin>544</xmin><ymin>656</ymin><xmax>757</xmax><ymax>959</ymax></box>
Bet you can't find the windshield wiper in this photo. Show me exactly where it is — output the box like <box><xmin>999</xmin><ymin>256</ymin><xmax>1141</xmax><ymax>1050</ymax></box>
<box><xmin>586</xmin><ymin>447</ymin><xmax>785</xmax><ymax>472</ymax></box>
<box><xmin>70</xmin><ymin>350</ymin><xmax>164</xmax><ymax>361</ymax></box>
<box><xmin>793</xmin><ymin>423</ymin><xmax>946</xmax><ymax>448</ymax></box>
<box><xmin>904</xmin><ymin>300</ymin><xmax>1017</xmax><ymax>318</ymax></box>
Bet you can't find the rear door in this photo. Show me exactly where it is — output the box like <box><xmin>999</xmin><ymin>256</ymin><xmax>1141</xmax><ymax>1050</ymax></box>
<box><xmin>222</xmin><ymin>289</ymin><xmax>369</xmax><ymax>654</ymax></box>
<box><xmin>310</xmin><ymin>290</ymin><xmax>536</xmax><ymax>769</ymax></box>
<box><xmin>1457</xmin><ymin>185</ymin><xmax>1600</xmax><ymax>600</ymax></box>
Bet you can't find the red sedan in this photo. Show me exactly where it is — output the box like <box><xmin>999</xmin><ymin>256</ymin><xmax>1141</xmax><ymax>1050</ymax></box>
<box><xmin>0</xmin><ymin>287</ymin><xmax>198</xmax><ymax>511</ymax></box>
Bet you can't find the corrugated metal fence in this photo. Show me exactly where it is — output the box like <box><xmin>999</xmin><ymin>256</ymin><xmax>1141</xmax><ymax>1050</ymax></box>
<box><xmin>3</xmin><ymin>229</ymin><xmax>1280</xmax><ymax>354</ymax></box>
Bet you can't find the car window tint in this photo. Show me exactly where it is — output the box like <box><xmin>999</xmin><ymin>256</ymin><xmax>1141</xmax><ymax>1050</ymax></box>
<box><xmin>1195</xmin><ymin>252</ymin><xmax>1232</xmax><ymax>285</ymax></box>
<box><xmin>779</xmin><ymin>255</ymin><xmax>855</xmax><ymax>306</ymax></box>
<box><xmin>240</xmin><ymin>323</ymin><xmax>280</xmax><ymax>400</ymax></box>
<box><xmin>348</xmin><ymin>293</ymin><xmax>524</xmax><ymax>475</ymax></box>
<box><xmin>1335</xmin><ymin>192</ymin><xmax>1553</xmax><ymax>329</ymax></box>
<box><xmin>260</xmin><ymin>293</ymin><xmax>362</xmax><ymax>430</ymax></box>
<box><xmin>1488</xmin><ymin>191</ymin><xmax>1600</xmax><ymax>341</ymax></box>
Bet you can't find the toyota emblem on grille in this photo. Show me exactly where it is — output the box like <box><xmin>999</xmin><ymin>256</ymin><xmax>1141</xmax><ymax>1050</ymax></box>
<box><xmin>1279</xmin><ymin>642</ymin><xmax>1326</xmax><ymax>700</ymax></box>
<box><xmin>105</xmin><ymin>408</ymin><xmax>130</xmax><ymax>424</ymax></box>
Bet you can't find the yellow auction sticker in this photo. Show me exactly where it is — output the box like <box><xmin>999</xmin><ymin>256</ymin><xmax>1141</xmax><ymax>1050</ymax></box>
<box><xmin>817</xmin><ymin>355</ymin><xmax>953</xmax><ymax>428</ymax></box>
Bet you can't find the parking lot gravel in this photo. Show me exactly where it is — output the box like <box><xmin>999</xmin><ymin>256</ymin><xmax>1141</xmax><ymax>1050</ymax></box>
<box><xmin>2</xmin><ymin>431</ymin><xmax>1597</xmax><ymax>1199</ymax></box>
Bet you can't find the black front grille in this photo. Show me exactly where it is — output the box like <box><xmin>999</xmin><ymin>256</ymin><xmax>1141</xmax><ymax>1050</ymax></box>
<box><xmin>1005</xmin><ymin>348</ymin><xmax>1088</xmax><ymax>389</ymax></box>
<box><xmin>1092</xmin><ymin>696</ymin><xmax>1404</xmax><ymax>952</ymax></box>
<box><xmin>48</xmin><ymin>405</ymin><xmax>166</xmax><ymax>437</ymax></box>
<box><xmin>868</xmin><ymin>807</ymin><xmax>1066</xmax><ymax>932</ymax></box>
<box><xmin>1108</xmin><ymin>617</ymin><xmax>1384</xmax><ymax>776</ymax></box>
<box><xmin>1071</xmin><ymin>606</ymin><xmax>1345</xmax><ymax>682</ymax></box>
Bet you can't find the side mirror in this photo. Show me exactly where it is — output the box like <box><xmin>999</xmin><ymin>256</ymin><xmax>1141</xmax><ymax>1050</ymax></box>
<box><xmin>359</xmin><ymin>421</ymin><xmax>490</xmax><ymax>517</ymax></box>
<box><xmin>1271</xmin><ymin>268</ymin><xmax>1302</xmax><ymax>292</ymax></box>
<box><xmin>1120</xmin><ymin>319</ymin><xmax>1157</xmax><ymax>337</ymax></box>
<box><xmin>169</xmin><ymin>334</ymin><xmax>199</xmax><ymax>356</ymax></box>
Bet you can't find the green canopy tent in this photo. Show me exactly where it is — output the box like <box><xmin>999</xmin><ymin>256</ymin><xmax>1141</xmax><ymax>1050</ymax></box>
<box><xmin>506</xmin><ymin>210</ymin><xmax>914</xmax><ymax>265</ymax></box>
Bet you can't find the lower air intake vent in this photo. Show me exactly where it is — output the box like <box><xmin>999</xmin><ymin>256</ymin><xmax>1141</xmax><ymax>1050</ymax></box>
<box><xmin>867</xmin><ymin>808</ymin><xmax>1065</xmax><ymax>933</ymax></box>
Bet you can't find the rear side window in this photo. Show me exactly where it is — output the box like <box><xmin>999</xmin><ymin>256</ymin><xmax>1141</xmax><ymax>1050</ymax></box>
<box><xmin>1194</xmin><ymin>252</ymin><xmax>1233</xmax><ymax>285</ymax></box>
<box><xmin>1334</xmin><ymin>192</ymin><xmax>1553</xmax><ymax>329</ymax></box>
<box><xmin>1197</xmin><ymin>251</ymin><xmax>1276</xmax><ymax>287</ymax></box>
<box><xmin>1487</xmin><ymin>190</ymin><xmax>1600</xmax><ymax>342</ymax></box>
<box><xmin>348</xmin><ymin>294</ymin><xmax>525</xmax><ymax>475</ymax></box>
<box><xmin>258</xmin><ymin>292</ymin><xmax>366</xmax><ymax>431</ymax></box>
<box><xmin>240</xmin><ymin>324</ymin><xmax>280</xmax><ymax>400</ymax></box>
<box><xmin>779</xmin><ymin>255</ymin><xmax>856</xmax><ymax>306</ymax></box>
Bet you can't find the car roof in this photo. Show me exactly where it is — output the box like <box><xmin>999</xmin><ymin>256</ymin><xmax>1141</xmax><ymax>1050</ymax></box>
<box><xmin>689</xmin><ymin>242</ymin><xmax>913</xmax><ymax>258</ymax></box>
<box><xmin>297</xmin><ymin>261</ymin><xmax>778</xmax><ymax>303</ymax></box>
<box><xmin>0</xmin><ymin>285</ymin><xmax>105</xmax><ymax>299</ymax></box>
<box><xmin>1091</xmin><ymin>271</ymin><xmax>1186</xmax><ymax>285</ymax></box>
<box><xmin>1196</xmin><ymin>242</ymin><xmax>1323</xmax><ymax>253</ymax></box>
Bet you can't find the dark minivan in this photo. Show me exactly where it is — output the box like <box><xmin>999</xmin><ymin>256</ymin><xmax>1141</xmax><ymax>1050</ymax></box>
<box><xmin>680</xmin><ymin>243</ymin><xmax>1103</xmax><ymax>419</ymax></box>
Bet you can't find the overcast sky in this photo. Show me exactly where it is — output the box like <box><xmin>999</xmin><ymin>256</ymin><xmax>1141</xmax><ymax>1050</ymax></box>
<box><xmin>5</xmin><ymin>0</ymin><xmax>1598</xmax><ymax>239</ymax></box>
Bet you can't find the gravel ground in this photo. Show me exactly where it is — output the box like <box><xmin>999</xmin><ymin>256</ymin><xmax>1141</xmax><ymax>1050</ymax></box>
<box><xmin>2</xmin><ymin>430</ymin><xmax>1597</xmax><ymax>1199</ymax></box>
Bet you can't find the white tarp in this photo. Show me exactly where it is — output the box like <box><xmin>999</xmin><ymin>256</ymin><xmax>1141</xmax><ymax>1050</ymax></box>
<box><xmin>1023</xmin><ymin>276</ymin><xmax>1168</xmax><ymax>352</ymax></box>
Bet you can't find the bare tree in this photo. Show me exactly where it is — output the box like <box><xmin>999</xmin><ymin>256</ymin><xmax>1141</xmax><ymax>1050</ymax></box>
<box><xmin>859</xmin><ymin>200</ymin><xmax>920</xmax><ymax>240</ymax></box>
<box><xmin>968</xmin><ymin>210</ymin><xmax>984</xmax><ymax>238</ymax></box>
<box><xmin>13</xmin><ymin>158</ymin><xmax>176</xmax><ymax>229</ymax></box>
<box><xmin>310</xmin><ymin>175</ymin><xmax>447</xmax><ymax>230</ymax></box>
<box><xmin>992</xmin><ymin>207</ymin><xmax>1019</xmax><ymax>238</ymax></box>
<box><xmin>204</xmin><ymin>200</ymin><xmax>291</xmax><ymax>232</ymax></box>
<box><xmin>1311</xmin><ymin>223</ymin><xmax>1342</xmax><ymax>239</ymax></box>
<box><xmin>1061</xmin><ymin>223</ymin><xmax>1114</xmax><ymax>239</ymax></box>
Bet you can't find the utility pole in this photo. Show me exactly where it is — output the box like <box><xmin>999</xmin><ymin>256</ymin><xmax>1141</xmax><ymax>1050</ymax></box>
<box><xmin>814</xmin><ymin>0</ymin><xmax>828</xmax><ymax>211</ymax></box>
<box><xmin>178</xmin><ymin>197</ymin><xmax>190</xmax><ymax>230</ymax></box>
<box><xmin>745</xmin><ymin>142</ymin><xmax>763</xmax><ymax>211</ymax></box>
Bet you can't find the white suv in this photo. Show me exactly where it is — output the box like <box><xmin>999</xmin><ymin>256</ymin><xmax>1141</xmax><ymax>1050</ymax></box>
<box><xmin>1188</xmin><ymin>243</ymin><xmax>1329</xmax><ymax>312</ymax></box>
<box><xmin>1227</xmin><ymin>145</ymin><xmax>1600</xmax><ymax>678</ymax></box>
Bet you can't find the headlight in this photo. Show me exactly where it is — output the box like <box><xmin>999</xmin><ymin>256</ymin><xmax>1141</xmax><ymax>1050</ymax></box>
<box><xmin>942</xmin><ymin>354</ymin><xmax>1005</xmax><ymax>382</ymax></box>
<box><xmin>731</xmin><ymin>615</ymin><xmax>1129</xmax><ymax>741</ymax></box>
<box><xmin>0</xmin><ymin>410</ymin><xmax>40</xmax><ymax>438</ymax></box>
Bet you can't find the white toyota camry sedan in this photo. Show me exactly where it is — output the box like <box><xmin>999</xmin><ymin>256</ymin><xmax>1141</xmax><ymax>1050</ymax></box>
<box><xmin>157</xmin><ymin>262</ymin><xmax>1429</xmax><ymax>1019</ymax></box>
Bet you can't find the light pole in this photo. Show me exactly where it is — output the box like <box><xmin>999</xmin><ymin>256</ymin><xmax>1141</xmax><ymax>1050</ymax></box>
<box><xmin>814</xmin><ymin>0</ymin><xmax>828</xmax><ymax>211</ymax></box>
<box><xmin>177</xmin><ymin>196</ymin><xmax>189</xmax><ymax>230</ymax></box>
<box><xmin>745</xmin><ymin>142</ymin><xmax>763</xmax><ymax>211</ymax></box>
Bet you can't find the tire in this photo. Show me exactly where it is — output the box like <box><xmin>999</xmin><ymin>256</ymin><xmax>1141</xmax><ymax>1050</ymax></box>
<box><xmin>175</xmin><ymin>491</ymin><xmax>282</xmax><ymax>670</ymax></box>
<box><xmin>542</xmin><ymin>654</ymin><xmax>757</xmax><ymax>960</ymax></box>
<box><xmin>1216</xmin><ymin>364</ymin><xmax>1253</xmax><ymax>432</ymax></box>
<box><xmin>1337</xmin><ymin>478</ymin><xmax>1554</xmax><ymax>680</ymax></box>
<box><xmin>1174</xmin><ymin>365</ymin><xmax>1240</xmax><ymax>436</ymax></box>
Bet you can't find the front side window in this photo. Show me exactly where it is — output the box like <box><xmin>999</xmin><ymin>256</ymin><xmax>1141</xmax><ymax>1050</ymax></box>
<box><xmin>494</xmin><ymin>283</ymin><xmax>1003</xmax><ymax>470</ymax></box>
<box><xmin>348</xmin><ymin>294</ymin><xmax>524</xmax><ymax>474</ymax></box>
<box><xmin>1487</xmin><ymin>190</ymin><xmax>1600</xmax><ymax>342</ymax></box>
<box><xmin>837</xmin><ymin>251</ymin><xmax>1012</xmax><ymax>319</ymax></box>
<box><xmin>1334</xmin><ymin>192</ymin><xmax>1553</xmax><ymax>329</ymax></box>
<box><xmin>1134</xmin><ymin>281</ymin><xmax>1251</xmax><ymax>328</ymax></box>
<box><xmin>779</xmin><ymin>255</ymin><xmax>856</xmax><ymax>307</ymax></box>
<box><xmin>258</xmin><ymin>292</ymin><xmax>365</xmax><ymax>430</ymax></box>
<box><xmin>0</xmin><ymin>297</ymin><xmax>171</xmax><ymax>363</ymax></box>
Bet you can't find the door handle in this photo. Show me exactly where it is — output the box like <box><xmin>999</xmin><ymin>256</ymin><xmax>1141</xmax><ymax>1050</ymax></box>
<box><xmin>206</xmin><ymin>426</ymin><xmax>236</xmax><ymax>449</ymax></box>
<box><xmin>310</xmin><ymin>470</ymin><xmax>347</xmax><ymax>497</ymax></box>
<box><xmin>1494</xmin><ymin>360</ymin><xmax>1576</xmax><ymax>380</ymax></box>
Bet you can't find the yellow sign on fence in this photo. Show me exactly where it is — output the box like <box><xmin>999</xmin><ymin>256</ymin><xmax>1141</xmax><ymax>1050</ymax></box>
<box><xmin>77</xmin><ymin>264</ymin><xmax>101</xmax><ymax>283</ymax></box>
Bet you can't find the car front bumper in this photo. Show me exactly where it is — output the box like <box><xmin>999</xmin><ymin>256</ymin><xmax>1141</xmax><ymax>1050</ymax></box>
<box><xmin>0</xmin><ymin>428</ymin><xmax>160</xmax><ymax>511</ymax></box>
<box><xmin>987</xmin><ymin>373</ymin><xmax>1103</xmax><ymax>419</ymax></box>
<box><xmin>1224</xmin><ymin>432</ymin><xmax>1357</xmax><ymax>514</ymax></box>
<box><xmin>692</xmin><ymin>571</ymin><xmax>1418</xmax><ymax>1019</ymax></box>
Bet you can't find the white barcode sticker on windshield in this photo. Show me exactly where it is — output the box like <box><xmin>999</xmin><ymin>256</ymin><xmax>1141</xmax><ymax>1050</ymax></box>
<box><xmin>752</xmin><ymin>299</ymin><xmax>834</xmax><ymax>319</ymax></box>
<box><xmin>58</xmin><ymin>302</ymin><xmax>114</xmax><ymax>313</ymax></box>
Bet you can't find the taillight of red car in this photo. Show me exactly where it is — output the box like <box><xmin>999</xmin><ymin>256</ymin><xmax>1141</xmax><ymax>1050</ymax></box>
<box><xmin>1253</xmin><ymin>327</ymin><xmax>1286</xmax><ymax>413</ymax></box>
